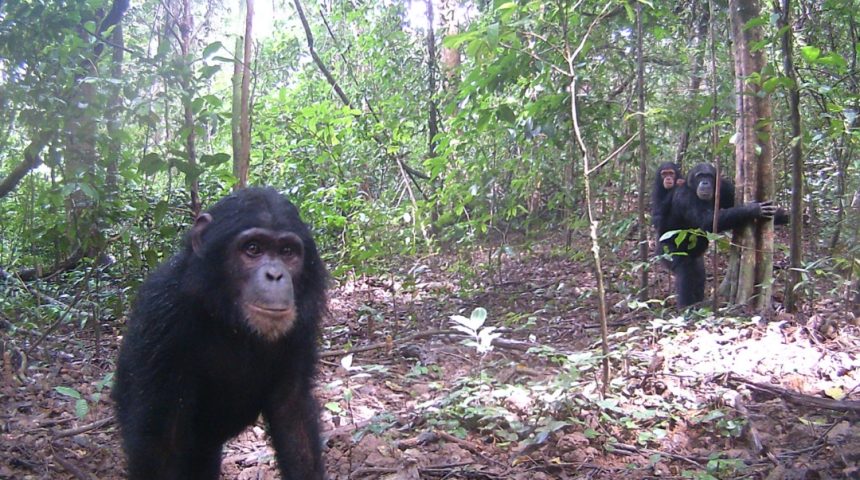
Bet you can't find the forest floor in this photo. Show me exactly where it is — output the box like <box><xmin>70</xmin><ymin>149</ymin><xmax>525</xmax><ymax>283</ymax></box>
<box><xmin>1</xmin><ymin>233</ymin><xmax>859</xmax><ymax>479</ymax></box>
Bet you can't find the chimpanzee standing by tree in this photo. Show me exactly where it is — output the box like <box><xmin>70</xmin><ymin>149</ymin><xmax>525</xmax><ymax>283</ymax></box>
<box><xmin>113</xmin><ymin>188</ymin><xmax>327</xmax><ymax>480</ymax></box>
<box><xmin>651</xmin><ymin>162</ymin><xmax>684</xmax><ymax>230</ymax></box>
<box><xmin>657</xmin><ymin>163</ymin><xmax>785</xmax><ymax>307</ymax></box>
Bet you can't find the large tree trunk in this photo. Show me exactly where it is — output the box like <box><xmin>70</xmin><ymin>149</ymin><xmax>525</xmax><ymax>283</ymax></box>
<box><xmin>728</xmin><ymin>0</ymin><xmax>777</xmax><ymax>314</ymax></box>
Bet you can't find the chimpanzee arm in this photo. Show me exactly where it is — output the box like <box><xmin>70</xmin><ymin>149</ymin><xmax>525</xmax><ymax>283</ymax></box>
<box><xmin>265</xmin><ymin>378</ymin><xmax>324</xmax><ymax>480</ymax></box>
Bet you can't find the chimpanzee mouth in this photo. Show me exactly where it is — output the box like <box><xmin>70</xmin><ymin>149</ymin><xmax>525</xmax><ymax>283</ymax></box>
<box><xmin>246</xmin><ymin>304</ymin><xmax>293</xmax><ymax>316</ymax></box>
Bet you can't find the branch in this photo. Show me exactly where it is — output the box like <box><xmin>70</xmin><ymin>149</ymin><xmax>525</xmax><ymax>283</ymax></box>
<box><xmin>0</xmin><ymin>134</ymin><xmax>51</xmax><ymax>199</ymax></box>
<box><xmin>292</xmin><ymin>0</ymin><xmax>352</xmax><ymax>107</ymax></box>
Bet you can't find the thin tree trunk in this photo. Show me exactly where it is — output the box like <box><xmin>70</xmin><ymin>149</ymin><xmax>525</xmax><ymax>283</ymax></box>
<box><xmin>674</xmin><ymin>6</ymin><xmax>708</xmax><ymax>169</ymax></box>
<box><xmin>425</xmin><ymin>0</ymin><xmax>439</xmax><ymax>159</ymax></box>
<box><xmin>179</xmin><ymin>0</ymin><xmax>200</xmax><ymax>216</ymax></box>
<box><xmin>778</xmin><ymin>0</ymin><xmax>804</xmax><ymax>312</ymax></box>
<box><xmin>708</xmin><ymin>0</ymin><xmax>721</xmax><ymax>309</ymax></box>
<box><xmin>232</xmin><ymin>35</ymin><xmax>243</xmax><ymax>187</ymax></box>
<box><xmin>635</xmin><ymin>1</ymin><xmax>649</xmax><ymax>299</ymax></box>
<box><xmin>562</xmin><ymin>3</ymin><xmax>612</xmax><ymax>394</ymax></box>
<box><xmin>235</xmin><ymin>0</ymin><xmax>254</xmax><ymax>189</ymax></box>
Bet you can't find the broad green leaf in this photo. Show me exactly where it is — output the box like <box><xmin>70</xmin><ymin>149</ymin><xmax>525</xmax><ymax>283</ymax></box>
<box><xmin>800</xmin><ymin>46</ymin><xmax>821</xmax><ymax>63</ymax></box>
<box><xmin>202</xmin><ymin>41</ymin><xmax>224</xmax><ymax>59</ymax></box>
<box><xmin>55</xmin><ymin>386</ymin><xmax>81</xmax><ymax>399</ymax></box>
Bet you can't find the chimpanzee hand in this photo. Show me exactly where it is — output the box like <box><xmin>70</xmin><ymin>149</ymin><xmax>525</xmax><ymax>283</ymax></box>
<box><xmin>750</xmin><ymin>201</ymin><xmax>778</xmax><ymax>218</ymax></box>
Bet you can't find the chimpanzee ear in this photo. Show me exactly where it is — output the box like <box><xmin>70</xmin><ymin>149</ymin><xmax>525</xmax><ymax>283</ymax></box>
<box><xmin>191</xmin><ymin>213</ymin><xmax>213</xmax><ymax>256</ymax></box>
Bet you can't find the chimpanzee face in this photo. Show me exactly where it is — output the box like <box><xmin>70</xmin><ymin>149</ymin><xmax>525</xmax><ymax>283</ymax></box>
<box><xmin>695</xmin><ymin>173</ymin><xmax>715</xmax><ymax>201</ymax></box>
<box><xmin>661</xmin><ymin>169</ymin><xmax>677</xmax><ymax>190</ymax></box>
<box><xmin>228</xmin><ymin>227</ymin><xmax>305</xmax><ymax>341</ymax></box>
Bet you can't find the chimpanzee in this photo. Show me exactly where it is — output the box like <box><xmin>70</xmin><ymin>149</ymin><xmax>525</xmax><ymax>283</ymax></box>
<box><xmin>658</xmin><ymin>163</ymin><xmax>782</xmax><ymax>307</ymax></box>
<box><xmin>651</xmin><ymin>162</ymin><xmax>684</xmax><ymax>228</ymax></box>
<box><xmin>112</xmin><ymin>187</ymin><xmax>327</xmax><ymax>480</ymax></box>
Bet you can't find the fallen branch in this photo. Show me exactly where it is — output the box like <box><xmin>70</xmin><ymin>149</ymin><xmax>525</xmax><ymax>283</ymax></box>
<box><xmin>727</xmin><ymin>373</ymin><xmax>860</xmax><ymax>413</ymax></box>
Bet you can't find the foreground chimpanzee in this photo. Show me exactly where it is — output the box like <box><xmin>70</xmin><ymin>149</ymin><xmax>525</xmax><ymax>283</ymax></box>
<box><xmin>113</xmin><ymin>187</ymin><xmax>327</xmax><ymax>480</ymax></box>
<box><xmin>658</xmin><ymin>163</ymin><xmax>783</xmax><ymax>307</ymax></box>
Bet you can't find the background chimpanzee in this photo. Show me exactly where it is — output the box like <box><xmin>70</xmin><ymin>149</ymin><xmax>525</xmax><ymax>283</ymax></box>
<box><xmin>658</xmin><ymin>163</ymin><xmax>783</xmax><ymax>307</ymax></box>
<box><xmin>112</xmin><ymin>187</ymin><xmax>327</xmax><ymax>480</ymax></box>
<box><xmin>651</xmin><ymin>162</ymin><xmax>683</xmax><ymax>229</ymax></box>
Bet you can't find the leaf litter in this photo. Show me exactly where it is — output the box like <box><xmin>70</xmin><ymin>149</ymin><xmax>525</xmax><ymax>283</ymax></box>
<box><xmin>1</xmin><ymin>235</ymin><xmax>858</xmax><ymax>479</ymax></box>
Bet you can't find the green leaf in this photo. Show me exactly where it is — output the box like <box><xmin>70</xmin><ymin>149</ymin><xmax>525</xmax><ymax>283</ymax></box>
<box><xmin>75</xmin><ymin>399</ymin><xmax>89</xmax><ymax>419</ymax></box>
<box><xmin>800</xmin><ymin>46</ymin><xmax>821</xmax><ymax>63</ymax></box>
<box><xmin>200</xmin><ymin>152</ymin><xmax>231</xmax><ymax>166</ymax></box>
<box><xmin>202</xmin><ymin>41</ymin><xmax>224</xmax><ymax>59</ymax></box>
<box><xmin>139</xmin><ymin>152</ymin><xmax>167</xmax><ymax>175</ymax></box>
<box><xmin>743</xmin><ymin>16</ymin><xmax>768</xmax><ymax>31</ymax></box>
<box><xmin>55</xmin><ymin>386</ymin><xmax>81</xmax><ymax>399</ymax></box>
<box><xmin>470</xmin><ymin>307</ymin><xmax>488</xmax><ymax>325</ymax></box>
<box><xmin>816</xmin><ymin>53</ymin><xmax>847</xmax><ymax>69</ymax></box>
<box><xmin>496</xmin><ymin>105</ymin><xmax>516</xmax><ymax>123</ymax></box>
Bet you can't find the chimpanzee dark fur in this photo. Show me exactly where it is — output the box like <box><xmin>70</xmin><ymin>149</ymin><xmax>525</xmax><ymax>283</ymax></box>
<box><xmin>657</xmin><ymin>163</ymin><xmax>778</xmax><ymax>307</ymax></box>
<box><xmin>113</xmin><ymin>187</ymin><xmax>327</xmax><ymax>480</ymax></box>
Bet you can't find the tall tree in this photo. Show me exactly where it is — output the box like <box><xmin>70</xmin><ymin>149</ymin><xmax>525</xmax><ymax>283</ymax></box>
<box><xmin>635</xmin><ymin>1</ymin><xmax>648</xmax><ymax>299</ymax></box>
<box><xmin>727</xmin><ymin>0</ymin><xmax>777</xmax><ymax>313</ymax></box>
<box><xmin>233</xmin><ymin>0</ymin><xmax>254</xmax><ymax>190</ymax></box>
<box><xmin>777</xmin><ymin>0</ymin><xmax>804</xmax><ymax>312</ymax></box>
<box><xmin>176</xmin><ymin>0</ymin><xmax>201</xmax><ymax>215</ymax></box>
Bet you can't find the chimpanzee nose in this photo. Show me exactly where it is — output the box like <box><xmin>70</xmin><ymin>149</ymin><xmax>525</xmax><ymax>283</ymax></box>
<box><xmin>265</xmin><ymin>268</ymin><xmax>285</xmax><ymax>282</ymax></box>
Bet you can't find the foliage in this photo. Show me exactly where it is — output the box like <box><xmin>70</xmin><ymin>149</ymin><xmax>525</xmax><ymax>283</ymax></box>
<box><xmin>0</xmin><ymin>0</ymin><xmax>857</xmax><ymax>321</ymax></box>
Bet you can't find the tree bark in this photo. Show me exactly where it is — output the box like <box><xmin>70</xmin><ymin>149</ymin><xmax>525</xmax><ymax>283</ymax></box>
<box><xmin>674</xmin><ymin>6</ymin><xmax>709</xmax><ymax>169</ymax></box>
<box><xmin>778</xmin><ymin>0</ymin><xmax>804</xmax><ymax>312</ymax></box>
<box><xmin>728</xmin><ymin>0</ymin><xmax>777</xmax><ymax>314</ymax></box>
<box><xmin>179</xmin><ymin>0</ymin><xmax>201</xmax><ymax>216</ymax></box>
<box><xmin>234</xmin><ymin>0</ymin><xmax>254</xmax><ymax>190</ymax></box>
<box><xmin>636</xmin><ymin>2</ymin><xmax>648</xmax><ymax>299</ymax></box>
<box><xmin>425</xmin><ymin>0</ymin><xmax>439</xmax><ymax>160</ymax></box>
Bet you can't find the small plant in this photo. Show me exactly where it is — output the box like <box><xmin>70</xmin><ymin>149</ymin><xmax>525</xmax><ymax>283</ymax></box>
<box><xmin>55</xmin><ymin>372</ymin><xmax>113</xmax><ymax>420</ymax></box>
<box><xmin>450</xmin><ymin>307</ymin><xmax>501</xmax><ymax>355</ymax></box>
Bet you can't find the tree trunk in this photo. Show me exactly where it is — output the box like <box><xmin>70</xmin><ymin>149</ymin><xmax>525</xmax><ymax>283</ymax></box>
<box><xmin>179</xmin><ymin>0</ymin><xmax>201</xmax><ymax>216</ymax></box>
<box><xmin>232</xmin><ymin>35</ymin><xmax>243</xmax><ymax>188</ymax></box>
<box><xmin>728</xmin><ymin>0</ymin><xmax>777</xmax><ymax>314</ymax></box>
<box><xmin>778</xmin><ymin>0</ymin><xmax>804</xmax><ymax>312</ymax></box>
<box><xmin>234</xmin><ymin>0</ymin><xmax>254</xmax><ymax>190</ymax></box>
<box><xmin>425</xmin><ymin>0</ymin><xmax>439</xmax><ymax>160</ymax></box>
<box><xmin>635</xmin><ymin>2</ymin><xmax>649</xmax><ymax>299</ymax></box>
<box><xmin>674</xmin><ymin>5</ymin><xmax>709</xmax><ymax>169</ymax></box>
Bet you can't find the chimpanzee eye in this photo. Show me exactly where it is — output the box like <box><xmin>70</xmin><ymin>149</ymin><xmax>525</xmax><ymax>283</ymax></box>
<box><xmin>280</xmin><ymin>245</ymin><xmax>295</xmax><ymax>257</ymax></box>
<box><xmin>243</xmin><ymin>241</ymin><xmax>262</xmax><ymax>257</ymax></box>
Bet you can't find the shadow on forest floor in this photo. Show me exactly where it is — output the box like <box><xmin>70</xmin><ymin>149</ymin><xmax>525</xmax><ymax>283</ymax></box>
<box><xmin>1</xmin><ymin>234</ymin><xmax>858</xmax><ymax>479</ymax></box>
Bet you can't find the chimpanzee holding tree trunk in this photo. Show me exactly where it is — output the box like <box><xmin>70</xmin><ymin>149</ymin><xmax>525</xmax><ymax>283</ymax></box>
<box><xmin>113</xmin><ymin>187</ymin><xmax>327</xmax><ymax>480</ymax></box>
<box><xmin>656</xmin><ymin>163</ymin><xmax>787</xmax><ymax>307</ymax></box>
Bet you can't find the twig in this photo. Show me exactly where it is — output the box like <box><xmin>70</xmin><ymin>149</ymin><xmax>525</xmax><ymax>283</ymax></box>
<box><xmin>53</xmin><ymin>416</ymin><xmax>115</xmax><ymax>439</ymax></box>
<box><xmin>320</xmin><ymin>329</ymin><xmax>534</xmax><ymax>358</ymax></box>
<box><xmin>52</xmin><ymin>450</ymin><xmax>95</xmax><ymax>480</ymax></box>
